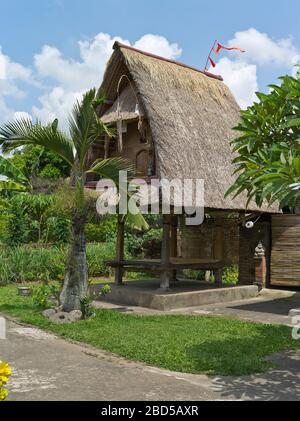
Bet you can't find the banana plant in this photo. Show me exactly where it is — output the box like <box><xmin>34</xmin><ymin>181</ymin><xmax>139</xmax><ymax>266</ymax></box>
<box><xmin>0</xmin><ymin>155</ymin><xmax>30</xmax><ymax>192</ymax></box>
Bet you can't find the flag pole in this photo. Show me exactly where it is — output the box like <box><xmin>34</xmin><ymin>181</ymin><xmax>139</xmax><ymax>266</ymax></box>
<box><xmin>204</xmin><ymin>39</ymin><xmax>217</xmax><ymax>72</ymax></box>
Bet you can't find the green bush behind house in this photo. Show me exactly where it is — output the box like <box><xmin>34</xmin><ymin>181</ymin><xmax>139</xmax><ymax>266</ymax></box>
<box><xmin>0</xmin><ymin>243</ymin><xmax>118</xmax><ymax>285</ymax></box>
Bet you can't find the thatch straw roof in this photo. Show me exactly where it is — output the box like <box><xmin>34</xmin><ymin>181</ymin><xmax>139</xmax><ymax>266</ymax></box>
<box><xmin>98</xmin><ymin>42</ymin><xmax>279</xmax><ymax>213</ymax></box>
<box><xmin>101</xmin><ymin>84</ymin><xmax>140</xmax><ymax>124</ymax></box>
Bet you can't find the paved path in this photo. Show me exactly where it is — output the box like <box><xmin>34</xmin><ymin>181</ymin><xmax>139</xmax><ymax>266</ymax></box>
<box><xmin>1</xmin><ymin>319</ymin><xmax>300</xmax><ymax>401</ymax></box>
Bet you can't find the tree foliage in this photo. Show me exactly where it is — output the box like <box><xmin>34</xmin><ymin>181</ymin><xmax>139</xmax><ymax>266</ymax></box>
<box><xmin>9</xmin><ymin>144</ymin><xmax>71</xmax><ymax>180</ymax></box>
<box><xmin>226</xmin><ymin>71</ymin><xmax>300</xmax><ymax>211</ymax></box>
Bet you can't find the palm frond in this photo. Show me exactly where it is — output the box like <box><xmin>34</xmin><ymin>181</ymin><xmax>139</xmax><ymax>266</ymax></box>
<box><xmin>89</xmin><ymin>157</ymin><xmax>149</xmax><ymax>230</ymax></box>
<box><xmin>0</xmin><ymin>119</ymin><xmax>75</xmax><ymax>166</ymax></box>
<box><xmin>88</xmin><ymin>157</ymin><xmax>136</xmax><ymax>183</ymax></box>
<box><xmin>69</xmin><ymin>89</ymin><xmax>110</xmax><ymax>170</ymax></box>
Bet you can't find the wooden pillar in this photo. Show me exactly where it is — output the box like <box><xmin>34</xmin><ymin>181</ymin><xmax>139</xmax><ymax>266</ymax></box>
<box><xmin>160</xmin><ymin>215</ymin><xmax>172</xmax><ymax>291</ymax></box>
<box><xmin>215</xmin><ymin>268</ymin><xmax>223</xmax><ymax>288</ymax></box>
<box><xmin>170</xmin><ymin>215</ymin><xmax>178</xmax><ymax>282</ymax></box>
<box><xmin>214</xmin><ymin>228</ymin><xmax>223</xmax><ymax>287</ymax></box>
<box><xmin>115</xmin><ymin>215</ymin><xmax>125</xmax><ymax>286</ymax></box>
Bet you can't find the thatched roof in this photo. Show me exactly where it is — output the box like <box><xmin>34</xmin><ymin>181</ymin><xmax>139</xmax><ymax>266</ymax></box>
<box><xmin>98</xmin><ymin>42</ymin><xmax>279</xmax><ymax>213</ymax></box>
<box><xmin>101</xmin><ymin>84</ymin><xmax>140</xmax><ymax>124</ymax></box>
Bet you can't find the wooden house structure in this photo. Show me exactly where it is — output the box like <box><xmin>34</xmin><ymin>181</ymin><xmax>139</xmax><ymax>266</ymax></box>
<box><xmin>89</xmin><ymin>42</ymin><xmax>282</xmax><ymax>292</ymax></box>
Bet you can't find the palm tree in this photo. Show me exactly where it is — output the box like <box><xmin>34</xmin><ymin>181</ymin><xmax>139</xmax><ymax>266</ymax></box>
<box><xmin>0</xmin><ymin>89</ymin><xmax>140</xmax><ymax>312</ymax></box>
<box><xmin>0</xmin><ymin>155</ymin><xmax>30</xmax><ymax>192</ymax></box>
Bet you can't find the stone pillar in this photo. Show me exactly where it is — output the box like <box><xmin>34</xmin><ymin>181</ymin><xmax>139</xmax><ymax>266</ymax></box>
<box><xmin>254</xmin><ymin>242</ymin><xmax>266</xmax><ymax>290</ymax></box>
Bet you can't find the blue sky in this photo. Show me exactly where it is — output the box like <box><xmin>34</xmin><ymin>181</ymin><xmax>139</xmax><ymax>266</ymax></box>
<box><xmin>1</xmin><ymin>0</ymin><xmax>299</xmax><ymax>128</ymax></box>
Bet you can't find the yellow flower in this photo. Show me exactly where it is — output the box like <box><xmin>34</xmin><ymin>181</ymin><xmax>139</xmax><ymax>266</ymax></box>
<box><xmin>0</xmin><ymin>388</ymin><xmax>8</xmax><ymax>401</ymax></box>
<box><xmin>0</xmin><ymin>361</ymin><xmax>12</xmax><ymax>386</ymax></box>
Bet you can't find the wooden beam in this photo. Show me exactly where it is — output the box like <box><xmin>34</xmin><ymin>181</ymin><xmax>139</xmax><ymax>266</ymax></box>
<box><xmin>214</xmin><ymin>228</ymin><xmax>223</xmax><ymax>287</ymax></box>
<box><xmin>160</xmin><ymin>215</ymin><xmax>172</xmax><ymax>290</ymax></box>
<box><xmin>115</xmin><ymin>215</ymin><xmax>125</xmax><ymax>285</ymax></box>
<box><xmin>170</xmin><ymin>215</ymin><xmax>178</xmax><ymax>281</ymax></box>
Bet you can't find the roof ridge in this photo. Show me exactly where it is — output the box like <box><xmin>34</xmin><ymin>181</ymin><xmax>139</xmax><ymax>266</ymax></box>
<box><xmin>113</xmin><ymin>41</ymin><xmax>223</xmax><ymax>82</ymax></box>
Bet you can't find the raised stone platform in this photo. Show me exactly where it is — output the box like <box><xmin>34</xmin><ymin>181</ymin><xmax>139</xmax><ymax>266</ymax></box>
<box><xmin>92</xmin><ymin>280</ymin><xmax>259</xmax><ymax>311</ymax></box>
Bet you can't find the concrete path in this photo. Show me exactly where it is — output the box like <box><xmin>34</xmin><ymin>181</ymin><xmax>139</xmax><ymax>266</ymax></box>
<box><xmin>1</xmin><ymin>319</ymin><xmax>300</xmax><ymax>401</ymax></box>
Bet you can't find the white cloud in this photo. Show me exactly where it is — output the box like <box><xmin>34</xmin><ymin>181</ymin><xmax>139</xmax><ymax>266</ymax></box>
<box><xmin>292</xmin><ymin>55</ymin><xmax>300</xmax><ymax>77</ymax></box>
<box><xmin>228</xmin><ymin>28</ymin><xmax>298</xmax><ymax>67</ymax></box>
<box><xmin>214</xmin><ymin>58</ymin><xmax>258</xmax><ymax>109</ymax></box>
<box><xmin>32</xmin><ymin>87</ymin><xmax>82</xmax><ymax>129</ymax></box>
<box><xmin>32</xmin><ymin>33</ymin><xmax>182</xmax><ymax>129</ymax></box>
<box><xmin>1</xmin><ymin>28</ymin><xmax>299</xmax><ymax>128</ymax></box>
<box><xmin>13</xmin><ymin>111</ymin><xmax>32</xmax><ymax>121</ymax></box>
<box><xmin>209</xmin><ymin>28</ymin><xmax>299</xmax><ymax>109</ymax></box>
<box><xmin>133</xmin><ymin>34</ymin><xmax>182</xmax><ymax>59</ymax></box>
<box><xmin>0</xmin><ymin>48</ymin><xmax>32</xmax><ymax>123</ymax></box>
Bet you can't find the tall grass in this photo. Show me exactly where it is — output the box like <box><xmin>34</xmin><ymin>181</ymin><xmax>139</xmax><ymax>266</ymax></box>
<box><xmin>0</xmin><ymin>243</ymin><xmax>117</xmax><ymax>285</ymax></box>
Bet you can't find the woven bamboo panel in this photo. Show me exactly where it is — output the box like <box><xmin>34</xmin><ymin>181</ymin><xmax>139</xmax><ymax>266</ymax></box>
<box><xmin>271</xmin><ymin>215</ymin><xmax>300</xmax><ymax>287</ymax></box>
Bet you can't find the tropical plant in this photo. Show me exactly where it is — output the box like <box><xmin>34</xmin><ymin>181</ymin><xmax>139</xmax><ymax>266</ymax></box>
<box><xmin>0</xmin><ymin>155</ymin><xmax>30</xmax><ymax>193</ymax></box>
<box><xmin>0</xmin><ymin>361</ymin><xmax>11</xmax><ymax>401</ymax></box>
<box><xmin>0</xmin><ymin>88</ymin><xmax>147</xmax><ymax>312</ymax></box>
<box><xmin>226</xmin><ymin>71</ymin><xmax>300</xmax><ymax>211</ymax></box>
<box><xmin>3</xmin><ymin>193</ymin><xmax>71</xmax><ymax>245</ymax></box>
<box><xmin>9</xmin><ymin>144</ymin><xmax>71</xmax><ymax>180</ymax></box>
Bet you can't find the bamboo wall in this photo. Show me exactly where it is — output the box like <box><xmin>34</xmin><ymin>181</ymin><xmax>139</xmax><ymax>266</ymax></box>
<box><xmin>179</xmin><ymin>216</ymin><xmax>239</xmax><ymax>266</ymax></box>
<box><xmin>271</xmin><ymin>215</ymin><xmax>300</xmax><ymax>287</ymax></box>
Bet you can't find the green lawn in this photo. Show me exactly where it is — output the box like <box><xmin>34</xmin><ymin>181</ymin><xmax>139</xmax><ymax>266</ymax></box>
<box><xmin>0</xmin><ymin>285</ymin><xmax>299</xmax><ymax>376</ymax></box>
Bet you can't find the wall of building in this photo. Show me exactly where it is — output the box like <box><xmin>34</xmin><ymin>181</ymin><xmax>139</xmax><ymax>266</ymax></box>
<box><xmin>179</xmin><ymin>214</ymin><xmax>239</xmax><ymax>267</ymax></box>
<box><xmin>271</xmin><ymin>215</ymin><xmax>300</xmax><ymax>287</ymax></box>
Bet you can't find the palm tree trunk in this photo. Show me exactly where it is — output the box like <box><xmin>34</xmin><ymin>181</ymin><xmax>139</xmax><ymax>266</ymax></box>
<box><xmin>60</xmin><ymin>170</ymin><xmax>88</xmax><ymax>312</ymax></box>
<box><xmin>60</xmin><ymin>211</ymin><xmax>88</xmax><ymax>312</ymax></box>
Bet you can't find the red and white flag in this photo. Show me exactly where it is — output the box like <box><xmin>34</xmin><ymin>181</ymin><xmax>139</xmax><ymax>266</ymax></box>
<box><xmin>205</xmin><ymin>40</ymin><xmax>246</xmax><ymax>72</ymax></box>
<box><xmin>214</xmin><ymin>42</ymin><xmax>246</xmax><ymax>54</ymax></box>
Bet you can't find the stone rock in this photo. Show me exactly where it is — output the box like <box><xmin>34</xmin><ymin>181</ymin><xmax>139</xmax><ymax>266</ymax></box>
<box><xmin>42</xmin><ymin>309</ymin><xmax>56</xmax><ymax>319</ymax></box>
<box><xmin>289</xmin><ymin>309</ymin><xmax>300</xmax><ymax>318</ymax></box>
<box><xmin>69</xmin><ymin>310</ymin><xmax>83</xmax><ymax>321</ymax></box>
<box><xmin>49</xmin><ymin>312</ymin><xmax>73</xmax><ymax>324</ymax></box>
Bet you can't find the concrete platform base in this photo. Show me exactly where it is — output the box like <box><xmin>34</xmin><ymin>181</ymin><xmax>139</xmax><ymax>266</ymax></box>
<box><xmin>289</xmin><ymin>309</ymin><xmax>300</xmax><ymax>317</ymax></box>
<box><xmin>93</xmin><ymin>280</ymin><xmax>259</xmax><ymax>311</ymax></box>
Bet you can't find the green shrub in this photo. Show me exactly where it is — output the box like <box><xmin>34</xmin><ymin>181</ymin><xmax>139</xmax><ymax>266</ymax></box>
<box><xmin>0</xmin><ymin>243</ymin><xmax>121</xmax><ymax>284</ymax></box>
<box><xmin>183</xmin><ymin>269</ymin><xmax>206</xmax><ymax>280</ymax></box>
<box><xmin>222</xmin><ymin>265</ymin><xmax>239</xmax><ymax>285</ymax></box>
<box><xmin>32</xmin><ymin>284</ymin><xmax>61</xmax><ymax>308</ymax></box>
<box><xmin>3</xmin><ymin>193</ymin><xmax>71</xmax><ymax>245</ymax></box>
<box><xmin>0</xmin><ymin>246</ymin><xmax>66</xmax><ymax>283</ymax></box>
<box><xmin>86</xmin><ymin>242</ymin><xmax>118</xmax><ymax>277</ymax></box>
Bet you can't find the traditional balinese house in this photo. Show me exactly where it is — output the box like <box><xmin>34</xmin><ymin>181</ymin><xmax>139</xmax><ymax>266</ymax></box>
<box><xmin>88</xmin><ymin>42</ymin><xmax>280</xmax><ymax>298</ymax></box>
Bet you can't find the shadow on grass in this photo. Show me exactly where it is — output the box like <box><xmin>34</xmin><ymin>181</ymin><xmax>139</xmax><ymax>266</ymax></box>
<box><xmin>186</xmin><ymin>324</ymin><xmax>299</xmax><ymax>376</ymax></box>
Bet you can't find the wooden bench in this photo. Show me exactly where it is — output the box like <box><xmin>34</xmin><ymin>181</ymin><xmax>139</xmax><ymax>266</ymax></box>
<box><xmin>106</xmin><ymin>258</ymin><xmax>224</xmax><ymax>288</ymax></box>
